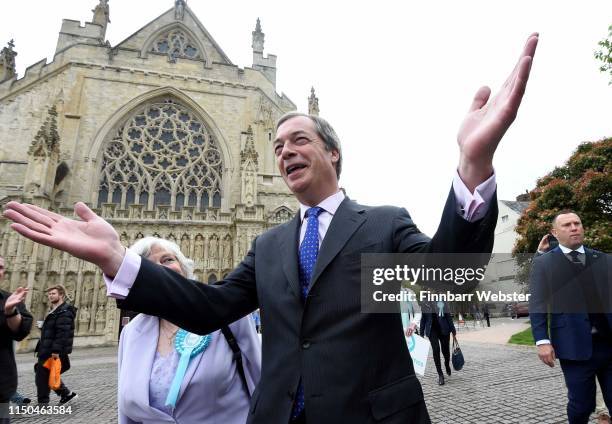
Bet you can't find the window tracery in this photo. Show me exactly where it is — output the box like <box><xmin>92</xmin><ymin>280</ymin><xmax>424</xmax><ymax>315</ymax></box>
<box><xmin>98</xmin><ymin>99</ymin><xmax>223</xmax><ymax>211</ymax></box>
<box><xmin>150</xmin><ymin>28</ymin><xmax>201</xmax><ymax>61</ymax></box>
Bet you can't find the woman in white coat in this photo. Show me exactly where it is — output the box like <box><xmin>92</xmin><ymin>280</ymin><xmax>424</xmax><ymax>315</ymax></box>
<box><xmin>118</xmin><ymin>237</ymin><xmax>261</xmax><ymax>423</ymax></box>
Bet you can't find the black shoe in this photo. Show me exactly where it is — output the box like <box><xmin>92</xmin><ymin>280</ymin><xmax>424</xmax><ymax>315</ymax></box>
<box><xmin>59</xmin><ymin>392</ymin><xmax>78</xmax><ymax>405</ymax></box>
<box><xmin>438</xmin><ymin>374</ymin><xmax>445</xmax><ymax>385</ymax></box>
<box><xmin>445</xmin><ymin>362</ymin><xmax>452</xmax><ymax>376</ymax></box>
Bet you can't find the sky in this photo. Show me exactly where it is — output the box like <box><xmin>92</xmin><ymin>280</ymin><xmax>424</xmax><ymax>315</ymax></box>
<box><xmin>2</xmin><ymin>0</ymin><xmax>611</xmax><ymax>234</ymax></box>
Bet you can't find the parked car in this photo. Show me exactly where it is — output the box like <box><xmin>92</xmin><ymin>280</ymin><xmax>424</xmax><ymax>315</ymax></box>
<box><xmin>509</xmin><ymin>302</ymin><xmax>529</xmax><ymax>318</ymax></box>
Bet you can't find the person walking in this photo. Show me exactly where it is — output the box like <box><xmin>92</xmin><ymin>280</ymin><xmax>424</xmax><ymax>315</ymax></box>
<box><xmin>420</xmin><ymin>301</ymin><xmax>457</xmax><ymax>386</ymax></box>
<box><xmin>1</xmin><ymin>255</ymin><xmax>33</xmax><ymax>424</ymax></box>
<box><xmin>34</xmin><ymin>285</ymin><xmax>78</xmax><ymax>406</ymax></box>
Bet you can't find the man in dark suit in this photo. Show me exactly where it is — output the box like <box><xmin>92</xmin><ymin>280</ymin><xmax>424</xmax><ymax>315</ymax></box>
<box><xmin>530</xmin><ymin>211</ymin><xmax>611</xmax><ymax>424</ymax></box>
<box><xmin>4</xmin><ymin>34</ymin><xmax>539</xmax><ymax>423</ymax></box>
<box><xmin>420</xmin><ymin>301</ymin><xmax>457</xmax><ymax>385</ymax></box>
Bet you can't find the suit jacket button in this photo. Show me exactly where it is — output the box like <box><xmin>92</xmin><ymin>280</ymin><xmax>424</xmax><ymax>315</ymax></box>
<box><xmin>302</xmin><ymin>340</ymin><xmax>311</xmax><ymax>349</ymax></box>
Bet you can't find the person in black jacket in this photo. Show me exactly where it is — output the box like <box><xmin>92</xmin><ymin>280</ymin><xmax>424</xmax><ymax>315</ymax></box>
<box><xmin>420</xmin><ymin>300</ymin><xmax>457</xmax><ymax>386</ymax></box>
<box><xmin>34</xmin><ymin>284</ymin><xmax>77</xmax><ymax>405</ymax></box>
<box><xmin>1</xmin><ymin>255</ymin><xmax>33</xmax><ymax>424</ymax></box>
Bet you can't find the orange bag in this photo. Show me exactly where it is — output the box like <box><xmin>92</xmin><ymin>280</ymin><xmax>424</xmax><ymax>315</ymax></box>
<box><xmin>43</xmin><ymin>357</ymin><xmax>62</xmax><ymax>390</ymax></box>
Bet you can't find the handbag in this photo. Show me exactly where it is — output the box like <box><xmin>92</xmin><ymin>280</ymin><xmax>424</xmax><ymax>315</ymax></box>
<box><xmin>451</xmin><ymin>336</ymin><xmax>465</xmax><ymax>371</ymax></box>
<box><xmin>43</xmin><ymin>357</ymin><xmax>62</xmax><ymax>390</ymax></box>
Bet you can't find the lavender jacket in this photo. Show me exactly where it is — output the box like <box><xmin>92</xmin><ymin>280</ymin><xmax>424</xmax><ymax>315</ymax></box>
<box><xmin>118</xmin><ymin>313</ymin><xmax>261</xmax><ymax>423</ymax></box>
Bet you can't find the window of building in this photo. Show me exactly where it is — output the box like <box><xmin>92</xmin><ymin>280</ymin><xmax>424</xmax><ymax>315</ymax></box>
<box><xmin>98</xmin><ymin>98</ymin><xmax>223</xmax><ymax>210</ymax></box>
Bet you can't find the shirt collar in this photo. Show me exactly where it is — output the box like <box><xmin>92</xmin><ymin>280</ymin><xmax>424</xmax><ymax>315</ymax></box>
<box><xmin>299</xmin><ymin>190</ymin><xmax>345</xmax><ymax>221</ymax></box>
<box><xmin>558</xmin><ymin>244</ymin><xmax>585</xmax><ymax>254</ymax></box>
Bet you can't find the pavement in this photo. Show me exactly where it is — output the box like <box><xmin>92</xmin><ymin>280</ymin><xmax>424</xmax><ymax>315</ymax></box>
<box><xmin>454</xmin><ymin>316</ymin><xmax>531</xmax><ymax>344</ymax></box>
<box><xmin>8</xmin><ymin>318</ymin><xmax>607</xmax><ymax>423</ymax></box>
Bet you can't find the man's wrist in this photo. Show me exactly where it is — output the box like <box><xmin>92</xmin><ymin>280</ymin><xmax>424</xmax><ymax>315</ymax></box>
<box><xmin>457</xmin><ymin>157</ymin><xmax>494</xmax><ymax>193</ymax></box>
<box><xmin>100</xmin><ymin>244</ymin><xmax>127</xmax><ymax>278</ymax></box>
<box><xmin>4</xmin><ymin>307</ymin><xmax>19</xmax><ymax>317</ymax></box>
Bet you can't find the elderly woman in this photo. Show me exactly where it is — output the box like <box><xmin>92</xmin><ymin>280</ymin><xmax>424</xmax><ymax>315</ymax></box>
<box><xmin>118</xmin><ymin>237</ymin><xmax>261</xmax><ymax>423</ymax></box>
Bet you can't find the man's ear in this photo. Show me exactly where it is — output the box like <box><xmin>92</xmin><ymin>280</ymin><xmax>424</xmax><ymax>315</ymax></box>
<box><xmin>330</xmin><ymin>149</ymin><xmax>339</xmax><ymax>163</ymax></box>
<box><xmin>550</xmin><ymin>228</ymin><xmax>558</xmax><ymax>237</ymax></box>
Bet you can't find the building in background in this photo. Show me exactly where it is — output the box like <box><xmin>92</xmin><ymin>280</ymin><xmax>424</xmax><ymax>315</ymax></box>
<box><xmin>0</xmin><ymin>0</ymin><xmax>309</xmax><ymax>350</ymax></box>
<box><xmin>479</xmin><ymin>199</ymin><xmax>530</xmax><ymax>314</ymax></box>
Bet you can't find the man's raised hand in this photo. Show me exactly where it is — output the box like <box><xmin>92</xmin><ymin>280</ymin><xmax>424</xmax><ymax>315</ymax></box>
<box><xmin>3</xmin><ymin>202</ymin><xmax>125</xmax><ymax>277</ymax></box>
<box><xmin>457</xmin><ymin>33</ymin><xmax>539</xmax><ymax>191</ymax></box>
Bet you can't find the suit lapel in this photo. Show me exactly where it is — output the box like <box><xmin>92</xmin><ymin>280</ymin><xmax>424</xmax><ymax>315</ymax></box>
<box><xmin>310</xmin><ymin>198</ymin><xmax>366</xmax><ymax>289</ymax></box>
<box><xmin>278</xmin><ymin>213</ymin><xmax>302</xmax><ymax>300</ymax></box>
<box><xmin>585</xmin><ymin>248</ymin><xmax>609</xmax><ymax>302</ymax></box>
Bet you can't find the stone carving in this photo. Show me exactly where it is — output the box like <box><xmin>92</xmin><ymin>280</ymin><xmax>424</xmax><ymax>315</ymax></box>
<box><xmin>64</xmin><ymin>274</ymin><xmax>76</xmax><ymax>303</ymax></box>
<box><xmin>195</xmin><ymin>235</ymin><xmax>204</xmax><ymax>259</ymax></box>
<box><xmin>95</xmin><ymin>305</ymin><xmax>106</xmax><ymax>332</ymax></box>
<box><xmin>81</xmin><ymin>275</ymin><xmax>94</xmax><ymax>307</ymax></box>
<box><xmin>174</xmin><ymin>0</ymin><xmax>185</xmax><ymax>20</ymax></box>
<box><xmin>209</xmin><ymin>235</ymin><xmax>218</xmax><ymax>259</ymax></box>
<box><xmin>181</xmin><ymin>234</ymin><xmax>190</xmax><ymax>255</ymax></box>
<box><xmin>308</xmin><ymin>87</ymin><xmax>320</xmax><ymax>116</ymax></box>
<box><xmin>78</xmin><ymin>307</ymin><xmax>90</xmax><ymax>334</ymax></box>
<box><xmin>221</xmin><ymin>236</ymin><xmax>231</xmax><ymax>267</ymax></box>
<box><xmin>97</xmin><ymin>285</ymin><xmax>108</xmax><ymax>306</ymax></box>
<box><xmin>0</xmin><ymin>40</ymin><xmax>17</xmax><ymax>82</ymax></box>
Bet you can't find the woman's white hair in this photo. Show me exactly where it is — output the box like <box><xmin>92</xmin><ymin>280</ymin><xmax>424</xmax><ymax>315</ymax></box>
<box><xmin>129</xmin><ymin>237</ymin><xmax>195</xmax><ymax>279</ymax></box>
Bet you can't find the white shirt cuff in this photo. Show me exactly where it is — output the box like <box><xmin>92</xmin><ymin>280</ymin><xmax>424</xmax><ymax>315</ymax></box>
<box><xmin>103</xmin><ymin>249</ymin><xmax>142</xmax><ymax>299</ymax></box>
<box><xmin>535</xmin><ymin>339</ymin><xmax>551</xmax><ymax>346</ymax></box>
<box><xmin>452</xmin><ymin>170</ymin><xmax>496</xmax><ymax>222</ymax></box>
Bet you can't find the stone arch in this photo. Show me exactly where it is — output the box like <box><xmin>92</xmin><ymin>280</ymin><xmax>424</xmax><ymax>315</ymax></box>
<box><xmin>88</xmin><ymin>87</ymin><xmax>233</xmax><ymax>209</ymax></box>
<box><xmin>270</xmin><ymin>205</ymin><xmax>295</xmax><ymax>224</ymax></box>
<box><xmin>140</xmin><ymin>23</ymin><xmax>210</xmax><ymax>66</ymax></box>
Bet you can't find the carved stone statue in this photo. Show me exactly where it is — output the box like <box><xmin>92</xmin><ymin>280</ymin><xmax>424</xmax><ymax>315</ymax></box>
<box><xmin>195</xmin><ymin>235</ymin><xmax>204</xmax><ymax>259</ymax></box>
<box><xmin>209</xmin><ymin>236</ymin><xmax>218</xmax><ymax>259</ymax></box>
<box><xmin>78</xmin><ymin>307</ymin><xmax>90</xmax><ymax>334</ymax></box>
<box><xmin>221</xmin><ymin>236</ymin><xmax>232</xmax><ymax>267</ymax></box>
<box><xmin>81</xmin><ymin>275</ymin><xmax>94</xmax><ymax>307</ymax></box>
<box><xmin>64</xmin><ymin>275</ymin><xmax>76</xmax><ymax>302</ymax></box>
<box><xmin>181</xmin><ymin>235</ymin><xmax>190</xmax><ymax>255</ymax></box>
<box><xmin>97</xmin><ymin>285</ymin><xmax>108</xmax><ymax>306</ymax></box>
<box><xmin>95</xmin><ymin>306</ymin><xmax>106</xmax><ymax>332</ymax></box>
<box><xmin>174</xmin><ymin>0</ymin><xmax>185</xmax><ymax>20</ymax></box>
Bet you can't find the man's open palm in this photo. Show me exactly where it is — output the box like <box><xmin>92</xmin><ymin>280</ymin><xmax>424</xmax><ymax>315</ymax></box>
<box><xmin>457</xmin><ymin>33</ymin><xmax>539</xmax><ymax>189</ymax></box>
<box><xmin>3</xmin><ymin>202</ymin><xmax>124</xmax><ymax>276</ymax></box>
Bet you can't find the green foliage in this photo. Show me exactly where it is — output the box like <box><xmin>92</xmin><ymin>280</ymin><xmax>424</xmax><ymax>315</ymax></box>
<box><xmin>512</xmin><ymin>138</ymin><xmax>612</xmax><ymax>283</ymax></box>
<box><xmin>594</xmin><ymin>24</ymin><xmax>612</xmax><ymax>84</ymax></box>
<box><xmin>507</xmin><ymin>327</ymin><xmax>535</xmax><ymax>346</ymax></box>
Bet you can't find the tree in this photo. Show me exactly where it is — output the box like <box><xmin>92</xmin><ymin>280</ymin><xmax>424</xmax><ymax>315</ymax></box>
<box><xmin>595</xmin><ymin>24</ymin><xmax>612</xmax><ymax>84</ymax></box>
<box><xmin>512</xmin><ymin>138</ymin><xmax>612</xmax><ymax>282</ymax></box>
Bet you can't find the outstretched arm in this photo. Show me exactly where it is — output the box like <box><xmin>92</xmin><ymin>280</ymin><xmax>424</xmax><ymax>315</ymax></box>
<box><xmin>457</xmin><ymin>33</ymin><xmax>539</xmax><ymax>191</ymax></box>
<box><xmin>3</xmin><ymin>202</ymin><xmax>125</xmax><ymax>277</ymax></box>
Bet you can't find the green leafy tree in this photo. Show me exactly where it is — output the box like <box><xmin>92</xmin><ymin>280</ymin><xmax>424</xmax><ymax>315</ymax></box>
<box><xmin>595</xmin><ymin>24</ymin><xmax>612</xmax><ymax>84</ymax></box>
<box><xmin>512</xmin><ymin>138</ymin><xmax>612</xmax><ymax>283</ymax></box>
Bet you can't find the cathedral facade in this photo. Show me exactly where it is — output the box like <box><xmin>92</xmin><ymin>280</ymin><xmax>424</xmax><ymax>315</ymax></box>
<box><xmin>0</xmin><ymin>1</ymin><xmax>316</xmax><ymax>350</ymax></box>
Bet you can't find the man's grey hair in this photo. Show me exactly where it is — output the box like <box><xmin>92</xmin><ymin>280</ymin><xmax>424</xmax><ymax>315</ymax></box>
<box><xmin>129</xmin><ymin>237</ymin><xmax>195</xmax><ymax>279</ymax></box>
<box><xmin>276</xmin><ymin>112</ymin><xmax>342</xmax><ymax>179</ymax></box>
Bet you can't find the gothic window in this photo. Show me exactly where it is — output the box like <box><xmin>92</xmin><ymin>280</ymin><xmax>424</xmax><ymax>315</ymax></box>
<box><xmin>151</xmin><ymin>29</ymin><xmax>201</xmax><ymax>61</ymax></box>
<box><xmin>98</xmin><ymin>98</ymin><xmax>223</xmax><ymax>211</ymax></box>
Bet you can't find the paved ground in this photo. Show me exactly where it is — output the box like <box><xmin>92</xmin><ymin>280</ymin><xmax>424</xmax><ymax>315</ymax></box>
<box><xmin>8</xmin><ymin>319</ymin><xmax>606</xmax><ymax>423</ymax></box>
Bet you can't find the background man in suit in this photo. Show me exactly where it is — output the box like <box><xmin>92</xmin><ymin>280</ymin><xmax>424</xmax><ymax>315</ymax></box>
<box><xmin>530</xmin><ymin>211</ymin><xmax>611</xmax><ymax>424</ymax></box>
<box><xmin>4</xmin><ymin>34</ymin><xmax>538</xmax><ymax>423</ymax></box>
<box><xmin>0</xmin><ymin>256</ymin><xmax>32</xmax><ymax>424</ymax></box>
<box><xmin>420</xmin><ymin>301</ymin><xmax>457</xmax><ymax>386</ymax></box>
